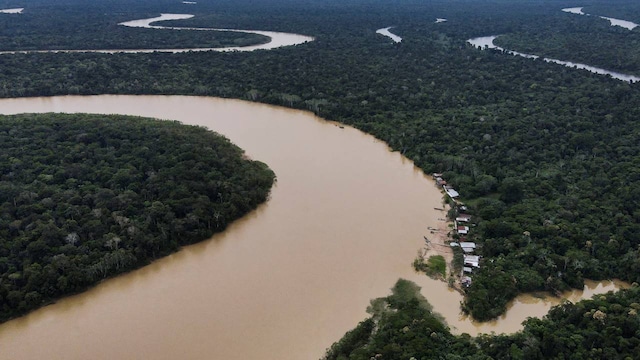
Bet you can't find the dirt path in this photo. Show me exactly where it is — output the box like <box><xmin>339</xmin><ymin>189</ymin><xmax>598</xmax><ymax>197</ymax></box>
<box><xmin>422</xmin><ymin>202</ymin><xmax>455</xmax><ymax>275</ymax></box>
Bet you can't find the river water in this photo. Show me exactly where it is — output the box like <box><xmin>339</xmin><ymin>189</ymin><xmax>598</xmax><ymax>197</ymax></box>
<box><xmin>562</xmin><ymin>7</ymin><xmax>639</xmax><ymax>30</ymax></box>
<box><xmin>0</xmin><ymin>13</ymin><xmax>314</xmax><ymax>54</ymax></box>
<box><xmin>0</xmin><ymin>95</ymin><xmax>625</xmax><ymax>359</ymax></box>
<box><xmin>468</xmin><ymin>35</ymin><xmax>640</xmax><ymax>82</ymax></box>
<box><xmin>376</xmin><ymin>27</ymin><xmax>402</xmax><ymax>43</ymax></box>
<box><xmin>118</xmin><ymin>13</ymin><xmax>314</xmax><ymax>52</ymax></box>
<box><xmin>467</xmin><ymin>8</ymin><xmax>640</xmax><ymax>82</ymax></box>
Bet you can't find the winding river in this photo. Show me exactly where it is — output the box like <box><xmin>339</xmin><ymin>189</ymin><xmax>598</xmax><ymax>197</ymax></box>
<box><xmin>0</xmin><ymin>13</ymin><xmax>314</xmax><ymax>54</ymax></box>
<box><xmin>0</xmin><ymin>95</ymin><xmax>626</xmax><ymax>360</ymax></box>
<box><xmin>468</xmin><ymin>8</ymin><xmax>640</xmax><ymax>82</ymax></box>
<box><xmin>0</xmin><ymin>5</ymin><xmax>632</xmax><ymax>359</ymax></box>
<box><xmin>467</xmin><ymin>35</ymin><xmax>640</xmax><ymax>82</ymax></box>
<box><xmin>562</xmin><ymin>7</ymin><xmax>639</xmax><ymax>30</ymax></box>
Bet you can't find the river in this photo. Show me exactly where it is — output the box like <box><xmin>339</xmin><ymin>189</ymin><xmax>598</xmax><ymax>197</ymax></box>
<box><xmin>467</xmin><ymin>35</ymin><xmax>640</xmax><ymax>83</ymax></box>
<box><xmin>562</xmin><ymin>7</ymin><xmax>639</xmax><ymax>30</ymax></box>
<box><xmin>376</xmin><ymin>27</ymin><xmax>402</xmax><ymax>43</ymax></box>
<box><xmin>0</xmin><ymin>95</ymin><xmax>625</xmax><ymax>360</ymax></box>
<box><xmin>467</xmin><ymin>8</ymin><xmax>640</xmax><ymax>82</ymax></box>
<box><xmin>0</xmin><ymin>8</ymin><xmax>23</xmax><ymax>14</ymax></box>
<box><xmin>0</xmin><ymin>13</ymin><xmax>314</xmax><ymax>54</ymax></box>
<box><xmin>118</xmin><ymin>13</ymin><xmax>314</xmax><ymax>52</ymax></box>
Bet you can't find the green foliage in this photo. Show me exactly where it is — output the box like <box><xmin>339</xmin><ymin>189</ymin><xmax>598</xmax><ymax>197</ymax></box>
<box><xmin>0</xmin><ymin>113</ymin><xmax>275</xmax><ymax>322</ymax></box>
<box><xmin>324</xmin><ymin>279</ymin><xmax>474</xmax><ymax>360</ymax></box>
<box><xmin>478</xmin><ymin>286</ymin><xmax>640</xmax><ymax>359</ymax></box>
<box><xmin>329</xmin><ymin>281</ymin><xmax>640</xmax><ymax>359</ymax></box>
<box><xmin>495</xmin><ymin>5</ymin><xmax>640</xmax><ymax>76</ymax></box>
<box><xmin>413</xmin><ymin>253</ymin><xmax>450</xmax><ymax>279</ymax></box>
<box><xmin>0</xmin><ymin>0</ymin><xmax>268</xmax><ymax>51</ymax></box>
<box><xmin>414</xmin><ymin>254</ymin><xmax>448</xmax><ymax>279</ymax></box>
<box><xmin>323</xmin><ymin>318</ymin><xmax>375</xmax><ymax>360</ymax></box>
<box><xmin>427</xmin><ymin>255</ymin><xmax>447</xmax><ymax>278</ymax></box>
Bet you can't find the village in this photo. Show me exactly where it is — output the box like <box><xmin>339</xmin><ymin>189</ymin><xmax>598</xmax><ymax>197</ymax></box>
<box><xmin>421</xmin><ymin>173</ymin><xmax>480</xmax><ymax>290</ymax></box>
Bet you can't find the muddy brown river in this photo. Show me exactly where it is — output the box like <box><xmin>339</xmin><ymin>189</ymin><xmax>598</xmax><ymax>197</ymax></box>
<box><xmin>0</xmin><ymin>95</ymin><xmax>625</xmax><ymax>359</ymax></box>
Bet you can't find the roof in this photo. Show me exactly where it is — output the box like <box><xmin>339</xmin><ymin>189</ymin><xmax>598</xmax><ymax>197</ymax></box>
<box><xmin>457</xmin><ymin>226</ymin><xmax>469</xmax><ymax>234</ymax></box>
<box><xmin>464</xmin><ymin>255</ymin><xmax>480</xmax><ymax>267</ymax></box>
<box><xmin>445</xmin><ymin>187</ymin><xmax>460</xmax><ymax>198</ymax></box>
<box><xmin>460</xmin><ymin>242</ymin><xmax>476</xmax><ymax>249</ymax></box>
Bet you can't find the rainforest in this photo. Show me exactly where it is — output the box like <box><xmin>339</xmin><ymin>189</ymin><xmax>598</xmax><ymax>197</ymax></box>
<box><xmin>2</xmin><ymin>0</ymin><xmax>640</xmax><ymax>358</ymax></box>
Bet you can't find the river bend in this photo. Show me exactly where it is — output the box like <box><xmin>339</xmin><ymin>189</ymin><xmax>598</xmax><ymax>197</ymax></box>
<box><xmin>0</xmin><ymin>95</ymin><xmax>625</xmax><ymax>360</ymax></box>
<box><xmin>468</xmin><ymin>35</ymin><xmax>640</xmax><ymax>82</ymax></box>
<box><xmin>0</xmin><ymin>13</ymin><xmax>313</xmax><ymax>54</ymax></box>
<box><xmin>468</xmin><ymin>8</ymin><xmax>640</xmax><ymax>82</ymax></box>
<box><xmin>562</xmin><ymin>7</ymin><xmax>639</xmax><ymax>30</ymax></box>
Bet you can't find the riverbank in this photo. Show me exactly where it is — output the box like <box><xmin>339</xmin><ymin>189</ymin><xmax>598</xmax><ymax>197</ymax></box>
<box><xmin>0</xmin><ymin>96</ymin><xmax>629</xmax><ymax>360</ymax></box>
<box><xmin>0</xmin><ymin>2</ymin><xmax>638</xmax><ymax>358</ymax></box>
<box><xmin>467</xmin><ymin>7</ymin><xmax>640</xmax><ymax>82</ymax></box>
<box><xmin>0</xmin><ymin>95</ymin><xmax>457</xmax><ymax>360</ymax></box>
<box><xmin>0</xmin><ymin>13</ymin><xmax>314</xmax><ymax>54</ymax></box>
<box><xmin>468</xmin><ymin>35</ymin><xmax>640</xmax><ymax>82</ymax></box>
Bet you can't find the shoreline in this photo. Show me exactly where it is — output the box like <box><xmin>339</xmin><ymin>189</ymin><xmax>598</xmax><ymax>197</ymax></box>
<box><xmin>0</xmin><ymin>13</ymin><xmax>314</xmax><ymax>54</ymax></box>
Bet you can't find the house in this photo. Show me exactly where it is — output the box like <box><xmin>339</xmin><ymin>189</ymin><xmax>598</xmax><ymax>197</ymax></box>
<box><xmin>460</xmin><ymin>242</ymin><xmax>476</xmax><ymax>253</ymax></box>
<box><xmin>436</xmin><ymin>178</ymin><xmax>448</xmax><ymax>186</ymax></box>
<box><xmin>457</xmin><ymin>225</ymin><xmax>469</xmax><ymax>235</ymax></box>
<box><xmin>464</xmin><ymin>255</ymin><xmax>480</xmax><ymax>268</ymax></box>
<box><xmin>445</xmin><ymin>186</ymin><xmax>460</xmax><ymax>199</ymax></box>
<box><xmin>459</xmin><ymin>242</ymin><xmax>476</xmax><ymax>249</ymax></box>
<box><xmin>456</xmin><ymin>214</ymin><xmax>472</xmax><ymax>222</ymax></box>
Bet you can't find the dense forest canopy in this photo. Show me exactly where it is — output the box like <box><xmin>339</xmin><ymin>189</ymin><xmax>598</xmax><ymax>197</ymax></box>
<box><xmin>495</xmin><ymin>6</ymin><xmax>640</xmax><ymax>76</ymax></box>
<box><xmin>325</xmin><ymin>279</ymin><xmax>640</xmax><ymax>359</ymax></box>
<box><xmin>0</xmin><ymin>0</ymin><xmax>268</xmax><ymax>50</ymax></box>
<box><xmin>2</xmin><ymin>0</ymin><xmax>640</xmax><ymax>352</ymax></box>
<box><xmin>0</xmin><ymin>113</ymin><xmax>275</xmax><ymax>321</ymax></box>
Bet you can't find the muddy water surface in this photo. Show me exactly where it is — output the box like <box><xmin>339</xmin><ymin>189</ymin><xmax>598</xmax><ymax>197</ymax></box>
<box><xmin>0</xmin><ymin>95</ymin><xmax>625</xmax><ymax>359</ymax></box>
